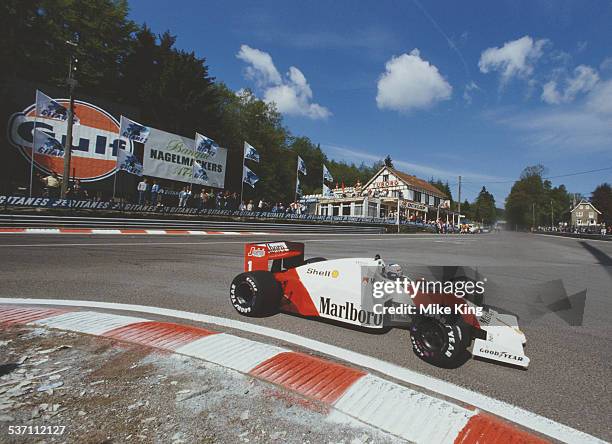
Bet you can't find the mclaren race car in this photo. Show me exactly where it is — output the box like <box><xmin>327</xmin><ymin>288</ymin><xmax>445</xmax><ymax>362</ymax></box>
<box><xmin>229</xmin><ymin>241</ymin><xmax>529</xmax><ymax>369</ymax></box>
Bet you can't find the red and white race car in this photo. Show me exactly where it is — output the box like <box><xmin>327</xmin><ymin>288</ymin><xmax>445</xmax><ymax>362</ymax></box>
<box><xmin>230</xmin><ymin>241</ymin><xmax>529</xmax><ymax>369</ymax></box>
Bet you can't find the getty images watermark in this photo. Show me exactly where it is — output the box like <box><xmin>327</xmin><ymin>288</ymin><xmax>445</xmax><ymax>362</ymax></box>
<box><xmin>369</xmin><ymin>275</ymin><xmax>487</xmax><ymax>317</ymax></box>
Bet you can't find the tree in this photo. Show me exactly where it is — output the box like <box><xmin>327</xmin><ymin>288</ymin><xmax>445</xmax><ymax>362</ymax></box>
<box><xmin>591</xmin><ymin>183</ymin><xmax>612</xmax><ymax>225</ymax></box>
<box><xmin>472</xmin><ymin>186</ymin><xmax>497</xmax><ymax>224</ymax></box>
<box><xmin>505</xmin><ymin>165</ymin><xmax>571</xmax><ymax>229</ymax></box>
<box><xmin>384</xmin><ymin>155</ymin><xmax>394</xmax><ymax>168</ymax></box>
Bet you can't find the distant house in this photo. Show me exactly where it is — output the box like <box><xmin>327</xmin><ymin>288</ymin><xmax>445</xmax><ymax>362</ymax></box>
<box><xmin>570</xmin><ymin>199</ymin><xmax>601</xmax><ymax>226</ymax></box>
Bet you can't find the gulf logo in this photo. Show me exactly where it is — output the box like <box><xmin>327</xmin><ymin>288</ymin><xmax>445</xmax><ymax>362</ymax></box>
<box><xmin>7</xmin><ymin>99</ymin><xmax>133</xmax><ymax>182</ymax></box>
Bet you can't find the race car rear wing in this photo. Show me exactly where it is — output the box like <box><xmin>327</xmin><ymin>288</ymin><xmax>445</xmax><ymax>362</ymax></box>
<box><xmin>244</xmin><ymin>241</ymin><xmax>305</xmax><ymax>272</ymax></box>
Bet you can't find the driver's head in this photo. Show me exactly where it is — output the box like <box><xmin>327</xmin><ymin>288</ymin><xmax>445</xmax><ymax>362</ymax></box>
<box><xmin>385</xmin><ymin>263</ymin><xmax>403</xmax><ymax>279</ymax></box>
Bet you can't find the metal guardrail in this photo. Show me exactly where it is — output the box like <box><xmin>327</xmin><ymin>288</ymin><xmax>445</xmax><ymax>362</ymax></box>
<box><xmin>535</xmin><ymin>231</ymin><xmax>610</xmax><ymax>241</ymax></box>
<box><xmin>0</xmin><ymin>214</ymin><xmax>385</xmax><ymax>234</ymax></box>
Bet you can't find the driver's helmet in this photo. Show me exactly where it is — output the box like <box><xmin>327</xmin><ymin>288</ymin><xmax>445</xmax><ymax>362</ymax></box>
<box><xmin>385</xmin><ymin>263</ymin><xmax>403</xmax><ymax>280</ymax></box>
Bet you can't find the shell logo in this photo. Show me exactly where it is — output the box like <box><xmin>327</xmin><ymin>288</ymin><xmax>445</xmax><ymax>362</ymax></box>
<box><xmin>331</xmin><ymin>270</ymin><xmax>339</xmax><ymax>278</ymax></box>
<box><xmin>7</xmin><ymin>99</ymin><xmax>133</xmax><ymax>182</ymax></box>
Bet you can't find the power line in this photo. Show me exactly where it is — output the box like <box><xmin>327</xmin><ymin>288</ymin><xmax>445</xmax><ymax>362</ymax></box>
<box><xmin>453</xmin><ymin>166</ymin><xmax>612</xmax><ymax>185</ymax></box>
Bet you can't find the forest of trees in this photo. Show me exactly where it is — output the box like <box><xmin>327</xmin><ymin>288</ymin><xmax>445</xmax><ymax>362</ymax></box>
<box><xmin>505</xmin><ymin>165</ymin><xmax>572</xmax><ymax>229</ymax></box>
<box><xmin>0</xmin><ymin>0</ymin><xmax>389</xmax><ymax>202</ymax></box>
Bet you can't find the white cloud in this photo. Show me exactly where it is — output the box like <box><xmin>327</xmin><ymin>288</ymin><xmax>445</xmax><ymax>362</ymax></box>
<box><xmin>463</xmin><ymin>81</ymin><xmax>480</xmax><ymax>104</ymax></box>
<box><xmin>478</xmin><ymin>36</ymin><xmax>548</xmax><ymax>85</ymax></box>
<box><xmin>236</xmin><ymin>45</ymin><xmax>281</xmax><ymax>87</ymax></box>
<box><xmin>493</xmin><ymin>80</ymin><xmax>612</xmax><ymax>154</ymax></box>
<box><xmin>237</xmin><ymin>45</ymin><xmax>331</xmax><ymax>119</ymax></box>
<box><xmin>322</xmin><ymin>144</ymin><xmax>507</xmax><ymax>182</ymax></box>
<box><xmin>376</xmin><ymin>49</ymin><xmax>452</xmax><ymax>112</ymax></box>
<box><xmin>541</xmin><ymin>65</ymin><xmax>599</xmax><ymax>104</ymax></box>
<box><xmin>586</xmin><ymin>79</ymin><xmax>612</xmax><ymax>115</ymax></box>
<box><xmin>600</xmin><ymin>57</ymin><xmax>612</xmax><ymax>73</ymax></box>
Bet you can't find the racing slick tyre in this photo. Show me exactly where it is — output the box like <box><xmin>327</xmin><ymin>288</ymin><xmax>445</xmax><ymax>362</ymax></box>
<box><xmin>409</xmin><ymin>316</ymin><xmax>471</xmax><ymax>368</ymax></box>
<box><xmin>230</xmin><ymin>271</ymin><xmax>282</xmax><ymax>317</ymax></box>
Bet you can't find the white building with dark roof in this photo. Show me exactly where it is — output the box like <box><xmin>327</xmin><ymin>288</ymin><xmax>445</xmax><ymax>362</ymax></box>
<box><xmin>315</xmin><ymin>166</ymin><xmax>456</xmax><ymax>223</ymax></box>
<box><xmin>570</xmin><ymin>199</ymin><xmax>601</xmax><ymax>226</ymax></box>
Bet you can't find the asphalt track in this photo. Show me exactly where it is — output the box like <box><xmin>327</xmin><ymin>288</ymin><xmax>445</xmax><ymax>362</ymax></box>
<box><xmin>0</xmin><ymin>232</ymin><xmax>610</xmax><ymax>441</ymax></box>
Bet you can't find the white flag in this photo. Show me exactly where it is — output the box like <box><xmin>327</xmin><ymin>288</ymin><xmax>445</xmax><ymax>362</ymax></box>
<box><xmin>116</xmin><ymin>148</ymin><xmax>143</xmax><ymax>176</ymax></box>
<box><xmin>323</xmin><ymin>184</ymin><xmax>334</xmax><ymax>197</ymax></box>
<box><xmin>119</xmin><ymin>115</ymin><xmax>150</xmax><ymax>143</ymax></box>
<box><xmin>323</xmin><ymin>164</ymin><xmax>333</xmax><ymax>182</ymax></box>
<box><xmin>35</xmin><ymin>90</ymin><xmax>68</xmax><ymax>121</ymax></box>
<box><xmin>195</xmin><ymin>132</ymin><xmax>219</xmax><ymax>158</ymax></box>
<box><xmin>243</xmin><ymin>165</ymin><xmax>260</xmax><ymax>188</ymax></box>
<box><xmin>297</xmin><ymin>156</ymin><xmax>307</xmax><ymax>175</ymax></box>
<box><xmin>35</xmin><ymin>90</ymin><xmax>79</xmax><ymax>124</ymax></box>
<box><xmin>33</xmin><ymin>129</ymin><xmax>64</xmax><ymax>157</ymax></box>
<box><xmin>244</xmin><ymin>141</ymin><xmax>260</xmax><ymax>162</ymax></box>
<box><xmin>192</xmin><ymin>159</ymin><xmax>209</xmax><ymax>183</ymax></box>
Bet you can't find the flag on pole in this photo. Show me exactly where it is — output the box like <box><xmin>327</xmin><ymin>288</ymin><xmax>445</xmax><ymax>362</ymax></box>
<box><xmin>33</xmin><ymin>129</ymin><xmax>64</xmax><ymax>157</ymax></box>
<box><xmin>295</xmin><ymin>176</ymin><xmax>303</xmax><ymax>197</ymax></box>
<box><xmin>192</xmin><ymin>159</ymin><xmax>209</xmax><ymax>182</ymax></box>
<box><xmin>35</xmin><ymin>90</ymin><xmax>68</xmax><ymax>121</ymax></box>
<box><xmin>119</xmin><ymin>115</ymin><xmax>151</xmax><ymax>143</ymax></box>
<box><xmin>195</xmin><ymin>132</ymin><xmax>219</xmax><ymax>158</ymax></box>
<box><xmin>116</xmin><ymin>148</ymin><xmax>143</xmax><ymax>176</ymax></box>
<box><xmin>297</xmin><ymin>156</ymin><xmax>307</xmax><ymax>175</ymax></box>
<box><xmin>243</xmin><ymin>165</ymin><xmax>259</xmax><ymax>188</ymax></box>
<box><xmin>323</xmin><ymin>184</ymin><xmax>334</xmax><ymax>197</ymax></box>
<box><xmin>323</xmin><ymin>164</ymin><xmax>333</xmax><ymax>182</ymax></box>
<box><xmin>244</xmin><ymin>141</ymin><xmax>260</xmax><ymax>162</ymax></box>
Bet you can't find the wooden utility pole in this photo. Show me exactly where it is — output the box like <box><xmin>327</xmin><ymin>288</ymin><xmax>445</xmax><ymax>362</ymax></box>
<box><xmin>457</xmin><ymin>176</ymin><xmax>462</xmax><ymax>225</ymax></box>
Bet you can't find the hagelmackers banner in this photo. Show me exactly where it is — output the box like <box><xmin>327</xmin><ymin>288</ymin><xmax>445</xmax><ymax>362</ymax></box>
<box><xmin>143</xmin><ymin>128</ymin><xmax>227</xmax><ymax>188</ymax></box>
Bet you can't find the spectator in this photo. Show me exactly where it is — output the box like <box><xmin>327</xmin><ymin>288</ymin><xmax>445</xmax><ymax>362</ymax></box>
<box><xmin>199</xmin><ymin>189</ymin><xmax>208</xmax><ymax>210</ymax></box>
<box><xmin>137</xmin><ymin>178</ymin><xmax>147</xmax><ymax>204</ymax></box>
<box><xmin>239</xmin><ymin>200</ymin><xmax>246</xmax><ymax>211</ymax></box>
<box><xmin>151</xmin><ymin>181</ymin><xmax>160</xmax><ymax>206</ymax></box>
<box><xmin>42</xmin><ymin>172</ymin><xmax>61</xmax><ymax>198</ymax></box>
<box><xmin>246</xmin><ymin>200</ymin><xmax>254</xmax><ymax>211</ymax></box>
<box><xmin>68</xmin><ymin>179</ymin><xmax>87</xmax><ymax>200</ymax></box>
<box><xmin>179</xmin><ymin>187</ymin><xmax>191</xmax><ymax>207</ymax></box>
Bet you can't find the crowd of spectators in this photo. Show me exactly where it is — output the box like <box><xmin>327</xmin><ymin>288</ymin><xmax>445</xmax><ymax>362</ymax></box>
<box><xmin>537</xmin><ymin>225</ymin><xmax>610</xmax><ymax>236</ymax></box>
<box><xmin>134</xmin><ymin>179</ymin><xmax>307</xmax><ymax>214</ymax></box>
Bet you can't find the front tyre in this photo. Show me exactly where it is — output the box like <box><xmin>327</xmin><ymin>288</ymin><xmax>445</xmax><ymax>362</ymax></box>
<box><xmin>230</xmin><ymin>271</ymin><xmax>281</xmax><ymax>317</ymax></box>
<box><xmin>409</xmin><ymin>317</ymin><xmax>471</xmax><ymax>368</ymax></box>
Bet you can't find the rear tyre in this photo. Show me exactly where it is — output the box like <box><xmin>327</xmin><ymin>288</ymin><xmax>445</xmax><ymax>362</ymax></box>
<box><xmin>409</xmin><ymin>317</ymin><xmax>471</xmax><ymax>368</ymax></box>
<box><xmin>230</xmin><ymin>271</ymin><xmax>281</xmax><ymax>317</ymax></box>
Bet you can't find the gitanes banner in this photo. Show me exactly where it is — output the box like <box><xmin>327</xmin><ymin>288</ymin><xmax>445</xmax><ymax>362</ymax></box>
<box><xmin>143</xmin><ymin>128</ymin><xmax>227</xmax><ymax>188</ymax></box>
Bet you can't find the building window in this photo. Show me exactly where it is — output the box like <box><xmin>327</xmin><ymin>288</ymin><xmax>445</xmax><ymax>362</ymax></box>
<box><xmin>434</xmin><ymin>197</ymin><xmax>440</xmax><ymax>207</ymax></box>
<box><xmin>383</xmin><ymin>174</ymin><xmax>389</xmax><ymax>183</ymax></box>
<box><xmin>589</xmin><ymin>212</ymin><xmax>594</xmax><ymax>218</ymax></box>
<box><xmin>413</xmin><ymin>191</ymin><xmax>421</xmax><ymax>202</ymax></box>
<box><xmin>343</xmin><ymin>205</ymin><xmax>351</xmax><ymax>216</ymax></box>
<box><xmin>332</xmin><ymin>205</ymin><xmax>340</xmax><ymax>216</ymax></box>
<box><xmin>354</xmin><ymin>204</ymin><xmax>363</xmax><ymax>216</ymax></box>
<box><xmin>368</xmin><ymin>203</ymin><xmax>378</xmax><ymax>217</ymax></box>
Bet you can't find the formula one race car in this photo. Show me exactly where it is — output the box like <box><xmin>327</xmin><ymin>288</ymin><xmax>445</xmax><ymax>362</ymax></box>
<box><xmin>229</xmin><ymin>241</ymin><xmax>529</xmax><ymax>369</ymax></box>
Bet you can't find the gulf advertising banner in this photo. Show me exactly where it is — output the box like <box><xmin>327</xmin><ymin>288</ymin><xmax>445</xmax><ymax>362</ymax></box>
<box><xmin>7</xmin><ymin>99</ymin><xmax>133</xmax><ymax>182</ymax></box>
<box><xmin>143</xmin><ymin>128</ymin><xmax>227</xmax><ymax>188</ymax></box>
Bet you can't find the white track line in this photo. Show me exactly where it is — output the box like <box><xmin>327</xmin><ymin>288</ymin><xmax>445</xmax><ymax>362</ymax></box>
<box><xmin>0</xmin><ymin>298</ymin><xmax>602</xmax><ymax>444</ymax></box>
<box><xmin>0</xmin><ymin>236</ymin><xmax>477</xmax><ymax>249</ymax></box>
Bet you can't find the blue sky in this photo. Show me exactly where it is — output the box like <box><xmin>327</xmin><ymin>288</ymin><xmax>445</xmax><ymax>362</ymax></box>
<box><xmin>128</xmin><ymin>0</ymin><xmax>612</xmax><ymax>203</ymax></box>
